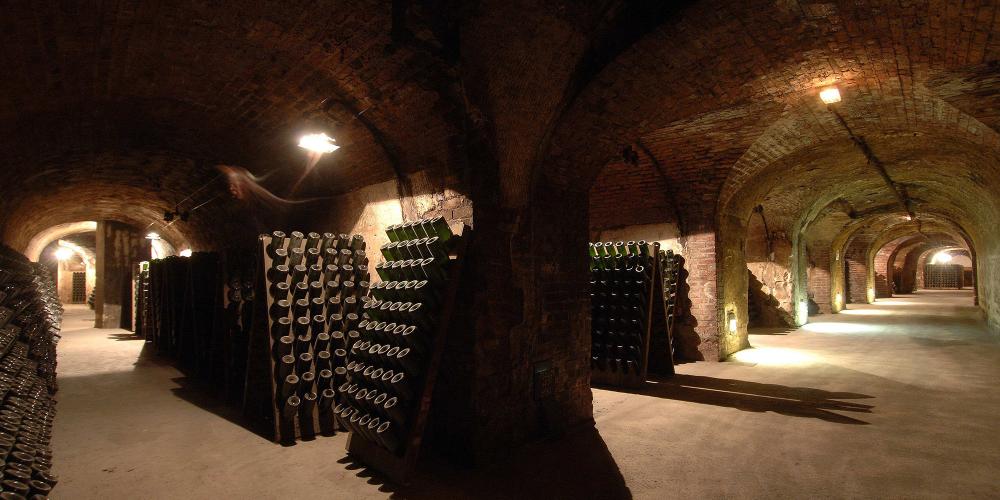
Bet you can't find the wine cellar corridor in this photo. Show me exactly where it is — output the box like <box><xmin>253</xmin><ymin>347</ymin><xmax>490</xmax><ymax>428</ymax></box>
<box><xmin>3</xmin><ymin>2</ymin><xmax>1000</xmax><ymax>498</ymax></box>
<box><xmin>50</xmin><ymin>290</ymin><xmax>1000</xmax><ymax>498</ymax></box>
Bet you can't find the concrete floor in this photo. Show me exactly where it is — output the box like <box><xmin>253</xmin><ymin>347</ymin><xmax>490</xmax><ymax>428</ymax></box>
<box><xmin>51</xmin><ymin>290</ymin><xmax>1000</xmax><ymax>499</ymax></box>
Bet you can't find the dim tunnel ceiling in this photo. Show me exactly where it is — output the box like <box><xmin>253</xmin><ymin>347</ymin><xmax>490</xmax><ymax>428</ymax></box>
<box><xmin>0</xmin><ymin>1</ymin><xmax>464</xmax><ymax>251</ymax></box>
<box><xmin>0</xmin><ymin>1</ymin><xmax>999</xmax><ymax>255</ymax></box>
<box><xmin>535</xmin><ymin>1</ymin><xmax>1000</xmax><ymax>253</ymax></box>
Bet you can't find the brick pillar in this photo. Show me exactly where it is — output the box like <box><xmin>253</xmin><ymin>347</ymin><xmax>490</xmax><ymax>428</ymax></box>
<box><xmin>95</xmin><ymin>221</ymin><xmax>150</xmax><ymax>329</ymax></box>
<box><xmin>808</xmin><ymin>246</ymin><xmax>832</xmax><ymax>313</ymax></box>
<box><xmin>873</xmin><ymin>243</ymin><xmax>898</xmax><ymax>298</ymax></box>
<box><xmin>674</xmin><ymin>232</ymin><xmax>720</xmax><ymax>361</ymax></box>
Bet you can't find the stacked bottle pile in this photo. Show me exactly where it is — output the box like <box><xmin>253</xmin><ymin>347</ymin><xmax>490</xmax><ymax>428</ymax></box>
<box><xmin>0</xmin><ymin>250</ymin><xmax>62</xmax><ymax>497</ymax></box>
<box><xmin>262</xmin><ymin>231</ymin><xmax>369</xmax><ymax>436</ymax></box>
<box><xmin>589</xmin><ymin>240</ymin><xmax>653</xmax><ymax>376</ymax></box>
<box><xmin>335</xmin><ymin>217</ymin><xmax>453</xmax><ymax>454</ymax></box>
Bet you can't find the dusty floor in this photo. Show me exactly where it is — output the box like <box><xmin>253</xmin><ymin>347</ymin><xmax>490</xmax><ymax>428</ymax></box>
<box><xmin>51</xmin><ymin>290</ymin><xmax>1000</xmax><ymax>499</ymax></box>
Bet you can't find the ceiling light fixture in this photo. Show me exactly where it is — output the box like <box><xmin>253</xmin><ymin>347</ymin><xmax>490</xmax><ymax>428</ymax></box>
<box><xmin>54</xmin><ymin>247</ymin><xmax>73</xmax><ymax>261</ymax></box>
<box><xmin>932</xmin><ymin>251</ymin><xmax>953</xmax><ymax>264</ymax></box>
<box><xmin>298</xmin><ymin>133</ymin><xmax>339</xmax><ymax>154</ymax></box>
<box><xmin>819</xmin><ymin>87</ymin><xmax>842</xmax><ymax>105</ymax></box>
<box><xmin>146</xmin><ymin>232</ymin><xmax>161</xmax><ymax>240</ymax></box>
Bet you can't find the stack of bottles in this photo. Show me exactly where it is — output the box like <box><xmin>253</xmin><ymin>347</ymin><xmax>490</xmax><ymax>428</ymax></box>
<box><xmin>335</xmin><ymin>217</ymin><xmax>454</xmax><ymax>454</ymax></box>
<box><xmin>0</xmin><ymin>250</ymin><xmax>62</xmax><ymax>497</ymax></box>
<box><xmin>262</xmin><ymin>231</ymin><xmax>369</xmax><ymax>436</ymax></box>
<box><xmin>589</xmin><ymin>240</ymin><xmax>653</xmax><ymax>376</ymax></box>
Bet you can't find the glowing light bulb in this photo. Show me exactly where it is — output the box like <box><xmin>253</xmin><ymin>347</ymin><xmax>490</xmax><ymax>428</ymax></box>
<box><xmin>819</xmin><ymin>87</ymin><xmax>841</xmax><ymax>104</ymax></box>
<box><xmin>836</xmin><ymin>292</ymin><xmax>843</xmax><ymax>305</ymax></box>
<box><xmin>54</xmin><ymin>247</ymin><xmax>73</xmax><ymax>261</ymax></box>
<box><xmin>146</xmin><ymin>232</ymin><xmax>161</xmax><ymax>240</ymax></box>
<box><xmin>932</xmin><ymin>252</ymin><xmax>952</xmax><ymax>264</ymax></box>
<box><xmin>727</xmin><ymin>311</ymin><xmax>738</xmax><ymax>334</ymax></box>
<box><xmin>298</xmin><ymin>133</ymin><xmax>339</xmax><ymax>154</ymax></box>
<box><xmin>179</xmin><ymin>249</ymin><xmax>193</xmax><ymax>257</ymax></box>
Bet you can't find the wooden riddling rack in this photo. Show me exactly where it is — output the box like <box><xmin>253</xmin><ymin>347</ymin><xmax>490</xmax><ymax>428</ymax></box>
<box><xmin>589</xmin><ymin>241</ymin><xmax>660</xmax><ymax>388</ymax></box>
<box><xmin>337</xmin><ymin>217</ymin><xmax>466</xmax><ymax>485</ymax></box>
<box><xmin>589</xmin><ymin>241</ymin><xmax>685</xmax><ymax>387</ymax></box>
<box><xmin>249</xmin><ymin>231</ymin><xmax>370</xmax><ymax>444</ymax></box>
<box><xmin>649</xmin><ymin>249</ymin><xmax>683</xmax><ymax>376</ymax></box>
<box><xmin>139</xmin><ymin>252</ymin><xmax>255</xmax><ymax>404</ymax></box>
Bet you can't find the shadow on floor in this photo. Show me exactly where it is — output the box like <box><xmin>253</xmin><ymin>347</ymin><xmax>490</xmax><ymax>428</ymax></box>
<box><xmin>749</xmin><ymin>327</ymin><xmax>794</xmax><ymax>336</ymax></box>
<box><xmin>337</xmin><ymin>425</ymin><xmax>632</xmax><ymax>500</ymax></box>
<box><xmin>627</xmin><ymin>374</ymin><xmax>874</xmax><ymax>425</ymax></box>
<box><xmin>169</xmin><ymin>375</ymin><xmax>274</xmax><ymax>442</ymax></box>
<box><xmin>106</xmin><ymin>332</ymin><xmax>143</xmax><ymax>342</ymax></box>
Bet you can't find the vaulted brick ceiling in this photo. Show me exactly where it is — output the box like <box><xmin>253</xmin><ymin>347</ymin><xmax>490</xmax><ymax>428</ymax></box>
<box><xmin>2</xmin><ymin>0</ymin><xmax>999</xmax><ymax>255</ymax></box>
<box><xmin>0</xmin><ymin>0</ymin><xmax>463</xmax><ymax>249</ymax></box>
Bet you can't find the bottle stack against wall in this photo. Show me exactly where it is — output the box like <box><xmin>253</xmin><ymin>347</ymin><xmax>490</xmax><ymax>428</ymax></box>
<box><xmin>336</xmin><ymin>218</ymin><xmax>456</xmax><ymax>455</ymax></box>
<box><xmin>589</xmin><ymin>240</ymin><xmax>657</xmax><ymax>386</ymax></box>
<box><xmin>259</xmin><ymin>231</ymin><xmax>369</xmax><ymax>442</ymax></box>
<box><xmin>0</xmin><ymin>247</ymin><xmax>62</xmax><ymax>497</ymax></box>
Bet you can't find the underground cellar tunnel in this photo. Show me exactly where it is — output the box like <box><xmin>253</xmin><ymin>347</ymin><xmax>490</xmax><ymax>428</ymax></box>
<box><xmin>1</xmin><ymin>1</ymin><xmax>1000</xmax><ymax>498</ymax></box>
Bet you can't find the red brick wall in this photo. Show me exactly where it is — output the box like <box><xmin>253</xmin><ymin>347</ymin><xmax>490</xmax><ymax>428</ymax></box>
<box><xmin>845</xmin><ymin>243</ymin><xmax>869</xmax><ymax>304</ymax></box>
<box><xmin>676</xmin><ymin>232</ymin><xmax>719</xmax><ymax>361</ymax></box>
<box><xmin>589</xmin><ymin>159</ymin><xmax>677</xmax><ymax>230</ymax></box>
<box><xmin>807</xmin><ymin>246</ymin><xmax>832</xmax><ymax>314</ymax></box>
<box><xmin>873</xmin><ymin>244</ymin><xmax>897</xmax><ymax>298</ymax></box>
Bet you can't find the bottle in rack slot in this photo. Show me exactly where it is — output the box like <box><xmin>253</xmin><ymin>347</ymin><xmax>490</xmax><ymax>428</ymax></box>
<box><xmin>258</xmin><ymin>229</ymin><xmax>370</xmax><ymax>443</ymax></box>
<box><xmin>336</xmin><ymin>217</ymin><xmax>465</xmax><ymax>464</ymax></box>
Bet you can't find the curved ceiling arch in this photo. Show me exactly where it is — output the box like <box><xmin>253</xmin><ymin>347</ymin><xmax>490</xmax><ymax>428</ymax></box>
<box><xmin>23</xmin><ymin>221</ymin><xmax>97</xmax><ymax>261</ymax></box>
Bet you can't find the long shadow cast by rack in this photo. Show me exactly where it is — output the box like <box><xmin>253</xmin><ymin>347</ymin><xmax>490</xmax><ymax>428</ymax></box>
<box><xmin>633</xmin><ymin>374</ymin><xmax>874</xmax><ymax>425</ymax></box>
<box><xmin>337</xmin><ymin>425</ymin><xmax>632</xmax><ymax>500</ymax></box>
<box><xmin>106</xmin><ymin>332</ymin><xmax>143</xmax><ymax>342</ymax></box>
<box><xmin>169</xmin><ymin>375</ymin><xmax>274</xmax><ymax>442</ymax></box>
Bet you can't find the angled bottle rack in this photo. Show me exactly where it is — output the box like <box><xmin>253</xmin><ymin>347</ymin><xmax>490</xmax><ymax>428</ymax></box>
<box><xmin>246</xmin><ymin>231</ymin><xmax>370</xmax><ymax>444</ymax></box>
<box><xmin>651</xmin><ymin>249</ymin><xmax>682</xmax><ymax>376</ymax></box>
<box><xmin>338</xmin><ymin>217</ymin><xmax>467</xmax><ymax>485</ymax></box>
<box><xmin>589</xmin><ymin>240</ymin><xmax>659</xmax><ymax>388</ymax></box>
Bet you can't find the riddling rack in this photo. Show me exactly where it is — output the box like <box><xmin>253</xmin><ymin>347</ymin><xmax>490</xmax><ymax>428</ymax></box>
<box><xmin>252</xmin><ymin>231</ymin><xmax>370</xmax><ymax>444</ymax></box>
<box><xmin>651</xmin><ymin>249</ymin><xmax>682</xmax><ymax>376</ymax></box>
<box><xmin>589</xmin><ymin>240</ymin><xmax>659</xmax><ymax>387</ymax></box>
<box><xmin>338</xmin><ymin>217</ymin><xmax>466</xmax><ymax>485</ymax></box>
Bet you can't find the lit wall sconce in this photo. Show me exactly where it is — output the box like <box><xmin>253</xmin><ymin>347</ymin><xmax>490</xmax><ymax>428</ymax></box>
<box><xmin>835</xmin><ymin>292</ymin><xmax>843</xmax><ymax>306</ymax></box>
<box><xmin>797</xmin><ymin>298</ymin><xmax>809</xmax><ymax>321</ymax></box>
<box><xmin>727</xmin><ymin>310</ymin><xmax>738</xmax><ymax>334</ymax></box>
<box><xmin>867</xmin><ymin>287</ymin><xmax>876</xmax><ymax>303</ymax></box>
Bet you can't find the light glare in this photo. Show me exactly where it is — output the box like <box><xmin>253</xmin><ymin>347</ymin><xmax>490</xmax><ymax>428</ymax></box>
<box><xmin>298</xmin><ymin>133</ymin><xmax>340</xmax><ymax>154</ymax></box>
<box><xmin>820</xmin><ymin>87</ymin><xmax>842</xmax><ymax>104</ymax></box>
<box><xmin>146</xmin><ymin>232</ymin><xmax>161</xmax><ymax>240</ymax></box>
<box><xmin>54</xmin><ymin>247</ymin><xmax>73</xmax><ymax>261</ymax></box>
<box><xmin>730</xmin><ymin>347</ymin><xmax>815</xmax><ymax>366</ymax></box>
<box><xmin>932</xmin><ymin>252</ymin><xmax>953</xmax><ymax>264</ymax></box>
<box><xmin>179</xmin><ymin>249</ymin><xmax>193</xmax><ymax>257</ymax></box>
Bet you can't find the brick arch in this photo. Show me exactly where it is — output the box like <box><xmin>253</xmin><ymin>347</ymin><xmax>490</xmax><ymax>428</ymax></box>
<box><xmin>0</xmin><ymin>150</ymin><xmax>242</xmax><ymax>252</ymax></box>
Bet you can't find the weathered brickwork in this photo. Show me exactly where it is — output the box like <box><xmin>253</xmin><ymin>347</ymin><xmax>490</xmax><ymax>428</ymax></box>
<box><xmin>3</xmin><ymin>0</ymin><xmax>1000</xmax><ymax>463</ymax></box>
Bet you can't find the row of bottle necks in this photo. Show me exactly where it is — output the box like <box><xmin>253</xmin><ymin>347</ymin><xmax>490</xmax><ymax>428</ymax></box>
<box><xmin>592</xmin><ymin>343</ymin><xmax>642</xmax><ymax>362</ymax></box>
<box><xmin>266</xmin><ymin>231</ymin><xmax>365</xmax><ymax>254</ymax></box>
<box><xmin>591</xmin><ymin>356</ymin><xmax>643</xmax><ymax>375</ymax></box>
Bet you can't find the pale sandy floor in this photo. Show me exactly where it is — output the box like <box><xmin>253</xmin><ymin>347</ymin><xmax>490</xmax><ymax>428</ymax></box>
<box><xmin>51</xmin><ymin>290</ymin><xmax>1000</xmax><ymax>499</ymax></box>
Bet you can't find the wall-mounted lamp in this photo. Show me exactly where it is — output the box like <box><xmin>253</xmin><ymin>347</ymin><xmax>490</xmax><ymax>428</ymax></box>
<box><xmin>179</xmin><ymin>249</ymin><xmax>193</xmax><ymax>257</ymax></box>
<box><xmin>146</xmin><ymin>232</ymin><xmax>161</xmax><ymax>241</ymax></box>
<box><xmin>835</xmin><ymin>292</ymin><xmax>843</xmax><ymax>306</ymax></box>
<box><xmin>298</xmin><ymin>133</ymin><xmax>339</xmax><ymax>154</ymax></box>
<box><xmin>727</xmin><ymin>310</ymin><xmax>738</xmax><ymax>334</ymax></box>
<box><xmin>819</xmin><ymin>87</ymin><xmax>842</xmax><ymax>105</ymax></box>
